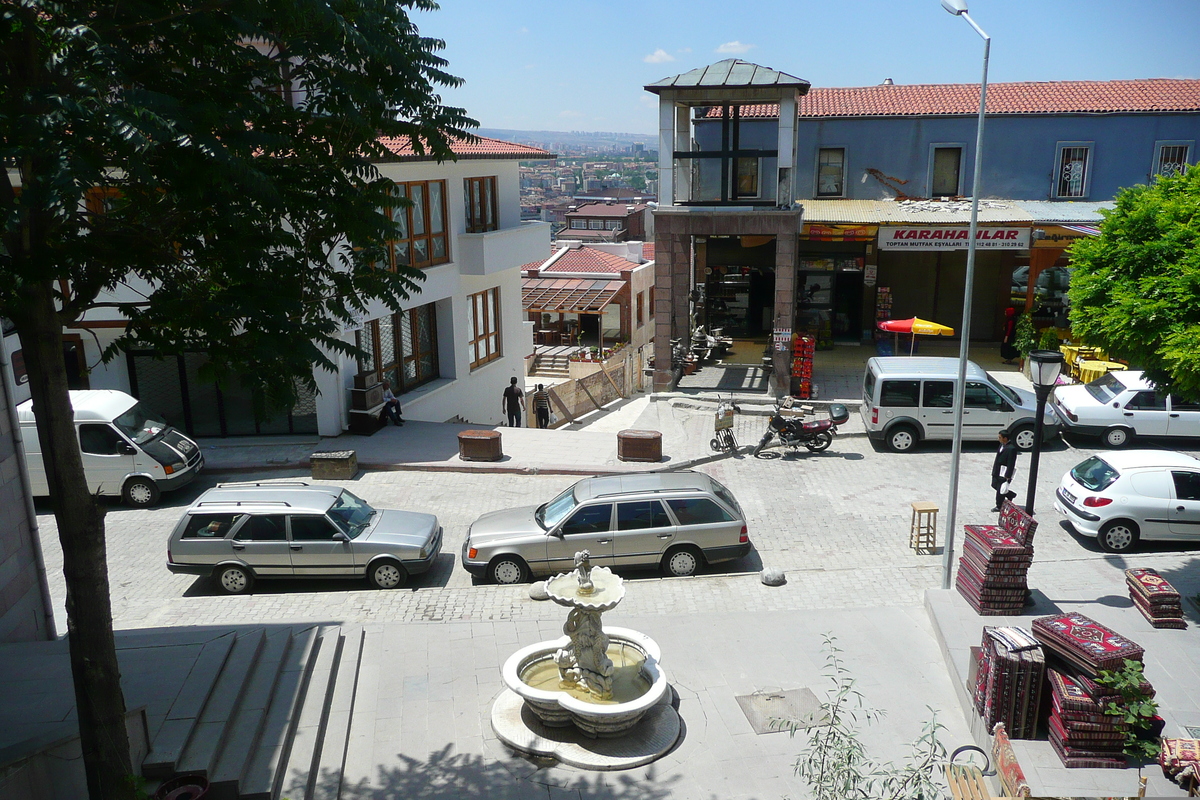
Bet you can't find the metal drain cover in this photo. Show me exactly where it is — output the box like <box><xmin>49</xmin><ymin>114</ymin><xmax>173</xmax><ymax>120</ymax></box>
<box><xmin>735</xmin><ymin>688</ymin><xmax>825</xmax><ymax>735</ymax></box>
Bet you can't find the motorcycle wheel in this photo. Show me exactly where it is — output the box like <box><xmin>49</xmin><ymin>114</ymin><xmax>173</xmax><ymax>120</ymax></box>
<box><xmin>752</xmin><ymin>433</ymin><xmax>772</xmax><ymax>456</ymax></box>
<box><xmin>710</xmin><ymin>438</ymin><xmax>721</xmax><ymax>452</ymax></box>
<box><xmin>806</xmin><ymin>431</ymin><xmax>833</xmax><ymax>452</ymax></box>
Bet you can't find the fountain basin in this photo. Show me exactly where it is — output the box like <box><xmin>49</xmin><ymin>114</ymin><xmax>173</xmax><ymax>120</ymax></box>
<box><xmin>501</xmin><ymin>627</ymin><xmax>668</xmax><ymax>738</ymax></box>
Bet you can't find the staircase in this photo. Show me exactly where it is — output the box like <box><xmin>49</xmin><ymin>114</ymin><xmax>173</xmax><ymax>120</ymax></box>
<box><xmin>530</xmin><ymin>352</ymin><xmax>570</xmax><ymax>378</ymax></box>
<box><xmin>141</xmin><ymin>625</ymin><xmax>366</xmax><ymax>800</ymax></box>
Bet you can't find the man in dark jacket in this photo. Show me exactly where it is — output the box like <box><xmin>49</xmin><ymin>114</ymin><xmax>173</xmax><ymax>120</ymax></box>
<box><xmin>991</xmin><ymin>429</ymin><xmax>1019</xmax><ymax>512</ymax></box>
<box><xmin>502</xmin><ymin>376</ymin><xmax>524</xmax><ymax>428</ymax></box>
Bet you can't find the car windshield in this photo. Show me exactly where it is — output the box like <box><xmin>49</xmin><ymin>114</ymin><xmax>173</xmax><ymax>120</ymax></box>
<box><xmin>328</xmin><ymin>489</ymin><xmax>377</xmax><ymax>539</ymax></box>
<box><xmin>113</xmin><ymin>403</ymin><xmax>169</xmax><ymax>444</ymax></box>
<box><xmin>1086</xmin><ymin>372</ymin><xmax>1128</xmax><ymax>404</ymax></box>
<box><xmin>1071</xmin><ymin>456</ymin><xmax>1119</xmax><ymax>492</ymax></box>
<box><xmin>987</xmin><ymin>377</ymin><xmax>1022</xmax><ymax>405</ymax></box>
<box><xmin>536</xmin><ymin>486</ymin><xmax>577</xmax><ymax>530</ymax></box>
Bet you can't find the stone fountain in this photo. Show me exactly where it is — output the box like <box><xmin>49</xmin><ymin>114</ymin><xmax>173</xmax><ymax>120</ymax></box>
<box><xmin>491</xmin><ymin>551</ymin><xmax>681</xmax><ymax>769</ymax></box>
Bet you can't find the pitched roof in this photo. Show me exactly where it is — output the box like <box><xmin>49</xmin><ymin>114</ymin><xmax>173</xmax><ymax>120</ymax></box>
<box><xmin>565</xmin><ymin>202</ymin><xmax>649</xmax><ymax>218</ymax></box>
<box><xmin>376</xmin><ymin>134</ymin><xmax>553</xmax><ymax>161</ymax></box>
<box><xmin>646</xmin><ymin>59</ymin><xmax>810</xmax><ymax>93</ymax></box>
<box><xmin>543</xmin><ymin>247</ymin><xmax>640</xmax><ymax>274</ymax></box>
<box><xmin>704</xmin><ymin>79</ymin><xmax>1200</xmax><ymax>118</ymax></box>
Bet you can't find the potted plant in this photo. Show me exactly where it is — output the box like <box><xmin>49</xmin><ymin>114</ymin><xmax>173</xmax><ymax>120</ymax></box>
<box><xmin>1014</xmin><ymin>311</ymin><xmax>1036</xmax><ymax>376</ymax></box>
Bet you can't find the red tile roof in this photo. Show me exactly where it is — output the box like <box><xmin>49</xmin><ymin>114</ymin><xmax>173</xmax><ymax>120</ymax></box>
<box><xmin>543</xmin><ymin>247</ymin><xmax>640</xmax><ymax>275</ymax></box>
<box><xmin>703</xmin><ymin>79</ymin><xmax>1200</xmax><ymax>118</ymax></box>
<box><xmin>376</xmin><ymin>134</ymin><xmax>553</xmax><ymax>161</ymax></box>
<box><xmin>565</xmin><ymin>202</ymin><xmax>649</xmax><ymax>218</ymax></box>
<box><xmin>642</xmin><ymin>242</ymin><xmax>655</xmax><ymax>261</ymax></box>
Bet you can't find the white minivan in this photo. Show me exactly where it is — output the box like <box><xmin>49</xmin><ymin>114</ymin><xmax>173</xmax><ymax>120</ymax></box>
<box><xmin>18</xmin><ymin>390</ymin><xmax>203</xmax><ymax>506</ymax></box>
<box><xmin>861</xmin><ymin>357</ymin><xmax>1060</xmax><ymax>453</ymax></box>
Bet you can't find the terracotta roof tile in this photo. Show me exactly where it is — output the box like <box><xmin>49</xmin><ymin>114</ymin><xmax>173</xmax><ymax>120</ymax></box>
<box><xmin>642</xmin><ymin>242</ymin><xmax>655</xmax><ymax>261</ymax></box>
<box><xmin>565</xmin><ymin>202</ymin><xmax>650</xmax><ymax>217</ymax></box>
<box><xmin>376</xmin><ymin>134</ymin><xmax>552</xmax><ymax>161</ymax></box>
<box><xmin>544</xmin><ymin>247</ymin><xmax>639</xmax><ymax>275</ymax></box>
<box><xmin>704</xmin><ymin>79</ymin><xmax>1200</xmax><ymax>118</ymax></box>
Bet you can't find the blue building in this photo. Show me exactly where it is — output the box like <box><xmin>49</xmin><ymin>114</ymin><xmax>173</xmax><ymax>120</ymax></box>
<box><xmin>647</xmin><ymin>61</ymin><xmax>1200</xmax><ymax>393</ymax></box>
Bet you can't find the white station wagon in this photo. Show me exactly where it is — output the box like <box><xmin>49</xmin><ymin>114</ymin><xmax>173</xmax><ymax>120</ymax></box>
<box><xmin>1052</xmin><ymin>370</ymin><xmax>1200</xmax><ymax>448</ymax></box>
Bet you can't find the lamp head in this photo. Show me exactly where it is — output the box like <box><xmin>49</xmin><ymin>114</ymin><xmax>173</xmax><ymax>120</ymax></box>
<box><xmin>1028</xmin><ymin>349</ymin><xmax>1065</xmax><ymax>389</ymax></box>
<box><xmin>941</xmin><ymin>0</ymin><xmax>968</xmax><ymax>14</ymax></box>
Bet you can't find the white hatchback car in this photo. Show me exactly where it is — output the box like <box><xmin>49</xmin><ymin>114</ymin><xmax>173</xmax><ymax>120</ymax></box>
<box><xmin>1054</xmin><ymin>450</ymin><xmax>1200</xmax><ymax>553</ymax></box>
<box><xmin>1052</xmin><ymin>370</ymin><xmax>1200</xmax><ymax>448</ymax></box>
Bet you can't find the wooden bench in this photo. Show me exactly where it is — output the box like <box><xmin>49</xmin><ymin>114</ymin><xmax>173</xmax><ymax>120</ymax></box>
<box><xmin>946</xmin><ymin>723</ymin><xmax>1029</xmax><ymax>800</ymax></box>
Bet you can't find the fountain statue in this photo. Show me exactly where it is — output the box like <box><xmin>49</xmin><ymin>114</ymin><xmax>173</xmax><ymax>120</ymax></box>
<box><xmin>492</xmin><ymin>550</ymin><xmax>680</xmax><ymax>767</ymax></box>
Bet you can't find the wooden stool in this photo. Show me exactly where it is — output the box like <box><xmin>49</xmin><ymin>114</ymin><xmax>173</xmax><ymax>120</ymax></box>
<box><xmin>910</xmin><ymin>501</ymin><xmax>938</xmax><ymax>553</ymax></box>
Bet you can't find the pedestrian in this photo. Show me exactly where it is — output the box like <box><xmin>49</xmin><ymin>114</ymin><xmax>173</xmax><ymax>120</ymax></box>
<box><xmin>381</xmin><ymin>380</ymin><xmax>404</xmax><ymax>426</ymax></box>
<box><xmin>502</xmin><ymin>376</ymin><xmax>524</xmax><ymax>428</ymax></box>
<box><xmin>533</xmin><ymin>383</ymin><xmax>551</xmax><ymax>429</ymax></box>
<box><xmin>991</xmin><ymin>429</ymin><xmax>1019</xmax><ymax>512</ymax></box>
<box><xmin>1000</xmin><ymin>307</ymin><xmax>1020</xmax><ymax>365</ymax></box>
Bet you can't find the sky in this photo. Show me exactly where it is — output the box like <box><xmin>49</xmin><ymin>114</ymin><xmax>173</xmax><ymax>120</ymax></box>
<box><xmin>413</xmin><ymin>0</ymin><xmax>1200</xmax><ymax>135</ymax></box>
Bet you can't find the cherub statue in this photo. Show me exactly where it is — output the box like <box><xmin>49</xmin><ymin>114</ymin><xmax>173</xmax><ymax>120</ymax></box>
<box><xmin>574</xmin><ymin>550</ymin><xmax>594</xmax><ymax>594</ymax></box>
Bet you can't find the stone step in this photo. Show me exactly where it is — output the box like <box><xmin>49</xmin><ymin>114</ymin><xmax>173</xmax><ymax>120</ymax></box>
<box><xmin>339</xmin><ymin>627</ymin><xmax>383</xmax><ymax>788</ymax></box>
<box><xmin>276</xmin><ymin>627</ymin><xmax>342</xmax><ymax>800</ymax></box>
<box><xmin>238</xmin><ymin>626</ymin><xmax>322</xmax><ymax>800</ymax></box>
<box><xmin>142</xmin><ymin>631</ymin><xmax>236</xmax><ymax>778</ymax></box>
<box><xmin>206</xmin><ymin>628</ymin><xmax>295</xmax><ymax>800</ymax></box>
<box><xmin>175</xmin><ymin>628</ymin><xmax>268</xmax><ymax>778</ymax></box>
<box><xmin>310</xmin><ymin>627</ymin><xmax>364</xmax><ymax>800</ymax></box>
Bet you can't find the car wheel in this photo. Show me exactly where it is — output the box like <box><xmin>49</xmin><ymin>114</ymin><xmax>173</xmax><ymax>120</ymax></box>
<box><xmin>122</xmin><ymin>477</ymin><xmax>160</xmax><ymax>507</ymax></box>
<box><xmin>1010</xmin><ymin>424</ymin><xmax>1037</xmax><ymax>452</ymax></box>
<box><xmin>1103</xmin><ymin>427</ymin><xmax>1131</xmax><ymax>448</ymax></box>
<box><xmin>367</xmin><ymin>560</ymin><xmax>408</xmax><ymax>589</ymax></box>
<box><xmin>1097</xmin><ymin>520</ymin><xmax>1140</xmax><ymax>553</ymax></box>
<box><xmin>806</xmin><ymin>431</ymin><xmax>833</xmax><ymax>452</ymax></box>
<box><xmin>489</xmin><ymin>555</ymin><xmax>530</xmax><ymax>585</ymax></box>
<box><xmin>753</xmin><ymin>432</ymin><xmax>772</xmax><ymax>456</ymax></box>
<box><xmin>662</xmin><ymin>546</ymin><xmax>703</xmax><ymax>578</ymax></box>
<box><xmin>215</xmin><ymin>564</ymin><xmax>254</xmax><ymax>595</ymax></box>
<box><xmin>886</xmin><ymin>425</ymin><xmax>918</xmax><ymax>453</ymax></box>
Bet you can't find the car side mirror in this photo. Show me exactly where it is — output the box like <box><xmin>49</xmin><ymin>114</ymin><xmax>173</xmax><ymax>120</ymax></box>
<box><xmin>333</xmin><ymin>531</ymin><xmax>349</xmax><ymax>543</ymax></box>
<box><xmin>118</xmin><ymin>442</ymin><xmax>137</xmax><ymax>455</ymax></box>
<box><xmin>550</xmin><ymin>529</ymin><xmax>564</xmax><ymax>539</ymax></box>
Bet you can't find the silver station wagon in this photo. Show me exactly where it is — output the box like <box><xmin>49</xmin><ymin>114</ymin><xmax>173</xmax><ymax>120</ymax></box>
<box><xmin>461</xmin><ymin>471</ymin><xmax>751</xmax><ymax>584</ymax></box>
<box><xmin>167</xmin><ymin>482</ymin><xmax>441</xmax><ymax>594</ymax></box>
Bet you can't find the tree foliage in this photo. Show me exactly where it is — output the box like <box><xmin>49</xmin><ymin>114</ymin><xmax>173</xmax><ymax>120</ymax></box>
<box><xmin>1069</xmin><ymin>164</ymin><xmax>1200</xmax><ymax>401</ymax></box>
<box><xmin>1</xmin><ymin>1</ymin><xmax>473</xmax><ymax>795</ymax></box>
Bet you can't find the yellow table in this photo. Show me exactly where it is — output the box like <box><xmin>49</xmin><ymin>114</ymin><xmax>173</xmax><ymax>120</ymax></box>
<box><xmin>1077</xmin><ymin>360</ymin><xmax>1125</xmax><ymax>385</ymax></box>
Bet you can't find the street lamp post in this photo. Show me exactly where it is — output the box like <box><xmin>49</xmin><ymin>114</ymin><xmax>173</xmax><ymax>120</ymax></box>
<box><xmin>939</xmin><ymin>0</ymin><xmax>991</xmax><ymax>590</ymax></box>
<box><xmin>1024</xmin><ymin>350</ymin><xmax>1065</xmax><ymax>514</ymax></box>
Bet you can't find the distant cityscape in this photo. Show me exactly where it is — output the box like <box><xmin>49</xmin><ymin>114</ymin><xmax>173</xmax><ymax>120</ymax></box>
<box><xmin>479</xmin><ymin>128</ymin><xmax>660</xmax><ymax>231</ymax></box>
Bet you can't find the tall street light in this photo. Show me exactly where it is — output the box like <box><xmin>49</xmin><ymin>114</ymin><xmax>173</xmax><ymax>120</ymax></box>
<box><xmin>1024</xmin><ymin>350</ymin><xmax>1065</xmax><ymax>514</ymax></box>
<box><xmin>940</xmin><ymin>0</ymin><xmax>990</xmax><ymax>590</ymax></box>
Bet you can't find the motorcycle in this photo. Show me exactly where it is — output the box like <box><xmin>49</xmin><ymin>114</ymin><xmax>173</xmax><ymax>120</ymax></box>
<box><xmin>753</xmin><ymin>397</ymin><xmax>850</xmax><ymax>456</ymax></box>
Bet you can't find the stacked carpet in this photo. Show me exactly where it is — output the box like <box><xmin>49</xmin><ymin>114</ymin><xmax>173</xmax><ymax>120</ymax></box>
<box><xmin>955</xmin><ymin>502</ymin><xmax>1037</xmax><ymax>615</ymax></box>
<box><xmin>1031</xmin><ymin>612</ymin><xmax>1144</xmax><ymax>676</ymax></box>
<box><xmin>972</xmin><ymin>626</ymin><xmax>1044</xmax><ymax>739</ymax></box>
<box><xmin>1126</xmin><ymin>567</ymin><xmax>1187</xmax><ymax>629</ymax></box>
<box><xmin>1045</xmin><ymin>667</ymin><xmax>1127</xmax><ymax>768</ymax></box>
<box><xmin>1160</xmin><ymin>738</ymin><xmax>1200</xmax><ymax>791</ymax></box>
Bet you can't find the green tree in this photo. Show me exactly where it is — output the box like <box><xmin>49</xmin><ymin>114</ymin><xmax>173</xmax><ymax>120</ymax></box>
<box><xmin>0</xmin><ymin>1</ymin><xmax>473</xmax><ymax>795</ymax></box>
<box><xmin>1069</xmin><ymin>164</ymin><xmax>1200</xmax><ymax>400</ymax></box>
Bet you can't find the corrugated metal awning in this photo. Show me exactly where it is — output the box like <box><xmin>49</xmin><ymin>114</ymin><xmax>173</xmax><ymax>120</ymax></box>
<box><xmin>522</xmin><ymin>278</ymin><xmax>624</xmax><ymax>313</ymax></box>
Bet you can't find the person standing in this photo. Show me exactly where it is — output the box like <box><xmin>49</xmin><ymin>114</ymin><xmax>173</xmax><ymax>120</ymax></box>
<box><xmin>533</xmin><ymin>383</ymin><xmax>551</xmax><ymax>429</ymax></box>
<box><xmin>502</xmin><ymin>377</ymin><xmax>524</xmax><ymax>428</ymax></box>
<box><xmin>991</xmin><ymin>429</ymin><xmax>1019</xmax><ymax>512</ymax></box>
<box><xmin>1000</xmin><ymin>307</ymin><xmax>1020</xmax><ymax>365</ymax></box>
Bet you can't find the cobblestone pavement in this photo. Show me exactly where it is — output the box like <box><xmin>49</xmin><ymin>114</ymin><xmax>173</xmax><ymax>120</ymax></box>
<box><xmin>34</xmin><ymin>415</ymin><xmax>1200</xmax><ymax>633</ymax></box>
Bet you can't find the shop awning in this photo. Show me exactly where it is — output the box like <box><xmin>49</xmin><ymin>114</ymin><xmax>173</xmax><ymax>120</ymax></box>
<box><xmin>522</xmin><ymin>277</ymin><xmax>625</xmax><ymax>313</ymax></box>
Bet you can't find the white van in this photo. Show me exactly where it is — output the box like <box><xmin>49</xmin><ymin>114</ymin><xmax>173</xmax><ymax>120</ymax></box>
<box><xmin>861</xmin><ymin>357</ymin><xmax>1060</xmax><ymax>453</ymax></box>
<box><xmin>17</xmin><ymin>390</ymin><xmax>204</xmax><ymax>506</ymax></box>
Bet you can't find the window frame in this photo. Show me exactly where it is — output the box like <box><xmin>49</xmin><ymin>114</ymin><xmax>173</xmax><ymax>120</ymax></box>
<box><xmin>569</xmin><ymin>219</ymin><xmax>587</xmax><ymax>229</ymax></box>
<box><xmin>1054</xmin><ymin>142</ymin><xmax>1093</xmax><ymax>199</ymax></box>
<box><xmin>815</xmin><ymin>147</ymin><xmax>846</xmax><ymax>198</ymax></box>
<box><xmin>928</xmin><ymin>143</ymin><xmax>965</xmax><ymax>197</ymax></box>
<box><xmin>464</xmin><ymin>176</ymin><xmax>498</xmax><ymax>233</ymax></box>
<box><xmin>387</xmin><ymin>179</ymin><xmax>449</xmax><ymax>269</ymax></box>
<box><xmin>355</xmin><ymin>303</ymin><xmax>440</xmax><ymax>393</ymax></box>
<box><xmin>636</xmin><ymin>292</ymin><xmax>644</xmax><ymax>328</ymax></box>
<box><xmin>1152</xmin><ymin>140</ymin><xmax>1193</xmax><ymax>178</ymax></box>
<box><xmin>467</xmin><ymin>287</ymin><xmax>502</xmax><ymax>370</ymax></box>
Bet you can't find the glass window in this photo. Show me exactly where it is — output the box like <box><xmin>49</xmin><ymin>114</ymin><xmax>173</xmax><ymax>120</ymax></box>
<box><xmin>964</xmin><ymin>382</ymin><xmax>1004</xmax><ymax>409</ymax></box>
<box><xmin>588</xmin><ymin>219</ymin><xmax>604</xmax><ymax>230</ymax></box>
<box><xmin>388</xmin><ymin>180</ymin><xmax>448</xmax><ymax>268</ymax></box>
<box><xmin>236</xmin><ymin>515</ymin><xmax>287</xmax><ymax>541</ymax></box>
<box><xmin>561</xmin><ymin>504</ymin><xmax>612</xmax><ymax>535</ymax></box>
<box><xmin>922</xmin><ymin>381</ymin><xmax>955</xmax><ymax>408</ymax></box>
<box><xmin>467</xmin><ymin>287</ymin><xmax>501</xmax><ymax>369</ymax></box>
<box><xmin>113</xmin><ymin>403</ymin><xmax>169</xmax><ymax>444</ymax></box>
<box><xmin>1125</xmin><ymin>391</ymin><xmax>1167</xmax><ymax>411</ymax></box>
<box><xmin>1071</xmin><ymin>457</ymin><xmax>1119</xmax><ymax>491</ymax></box>
<box><xmin>183</xmin><ymin>513</ymin><xmax>243</xmax><ymax>539</ymax></box>
<box><xmin>1173</xmin><ymin>471</ymin><xmax>1200</xmax><ymax>502</ymax></box>
<box><xmin>290</xmin><ymin>515</ymin><xmax>341</xmax><ymax>541</ymax></box>
<box><xmin>736</xmin><ymin>157</ymin><xmax>759</xmax><ymax>198</ymax></box>
<box><xmin>879</xmin><ymin>380</ymin><xmax>920</xmax><ymax>407</ymax></box>
<box><xmin>708</xmin><ymin>478</ymin><xmax>742</xmax><ymax>517</ymax></box>
<box><xmin>604</xmin><ymin>220</ymin><xmax>620</xmax><ymax>230</ymax></box>
<box><xmin>328</xmin><ymin>490</ymin><xmax>376</xmax><ymax>539</ymax></box>
<box><xmin>817</xmin><ymin>148</ymin><xmax>845</xmax><ymax>197</ymax></box>
<box><xmin>569</xmin><ymin>219</ymin><xmax>587</xmax><ymax>229</ymax></box>
<box><xmin>79</xmin><ymin>424</ymin><xmax>127</xmax><ymax>455</ymax></box>
<box><xmin>636</xmin><ymin>292</ymin><xmax>644</xmax><ymax>327</ymax></box>
<box><xmin>1155</xmin><ymin>143</ymin><xmax>1191</xmax><ymax>177</ymax></box>
<box><xmin>932</xmin><ymin>147</ymin><xmax>962</xmax><ymax>196</ymax></box>
<box><xmin>1171</xmin><ymin>396</ymin><xmax>1200</xmax><ymax>412</ymax></box>
<box><xmin>537</xmin><ymin>487</ymin><xmax>577</xmax><ymax>529</ymax></box>
<box><xmin>464</xmin><ymin>176</ymin><xmax>498</xmax><ymax>233</ymax></box>
<box><xmin>1056</xmin><ymin>145</ymin><xmax>1090</xmax><ymax>198</ymax></box>
<box><xmin>666</xmin><ymin>497</ymin><xmax>734</xmax><ymax>526</ymax></box>
<box><xmin>616</xmin><ymin>501</ymin><xmax>671</xmax><ymax>531</ymax></box>
<box><xmin>1085</xmin><ymin>371</ymin><xmax>1128</xmax><ymax>403</ymax></box>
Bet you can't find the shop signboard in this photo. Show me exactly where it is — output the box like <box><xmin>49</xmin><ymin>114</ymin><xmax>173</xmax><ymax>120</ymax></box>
<box><xmin>773</xmin><ymin>327</ymin><xmax>791</xmax><ymax>352</ymax></box>
<box><xmin>878</xmin><ymin>226</ymin><xmax>1030</xmax><ymax>250</ymax></box>
<box><xmin>1031</xmin><ymin>225</ymin><xmax>1098</xmax><ymax>248</ymax></box>
<box><xmin>802</xmin><ymin>224</ymin><xmax>878</xmax><ymax>242</ymax></box>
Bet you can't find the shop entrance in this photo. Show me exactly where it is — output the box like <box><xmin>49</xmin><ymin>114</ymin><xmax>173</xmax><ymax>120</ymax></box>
<box><xmin>795</xmin><ymin>247</ymin><xmax>867</xmax><ymax>348</ymax></box>
<box><xmin>701</xmin><ymin>236</ymin><xmax>776</xmax><ymax>364</ymax></box>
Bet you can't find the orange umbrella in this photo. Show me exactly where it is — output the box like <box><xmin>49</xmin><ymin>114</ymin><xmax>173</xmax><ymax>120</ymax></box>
<box><xmin>877</xmin><ymin>317</ymin><xmax>955</xmax><ymax>354</ymax></box>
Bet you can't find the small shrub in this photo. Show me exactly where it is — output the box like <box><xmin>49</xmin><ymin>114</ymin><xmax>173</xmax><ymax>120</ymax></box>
<box><xmin>1095</xmin><ymin>659</ymin><xmax>1161</xmax><ymax>761</ymax></box>
<box><xmin>1037</xmin><ymin>328</ymin><xmax>1061</xmax><ymax>352</ymax></box>
<box><xmin>1014</xmin><ymin>313</ymin><xmax>1036</xmax><ymax>358</ymax></box>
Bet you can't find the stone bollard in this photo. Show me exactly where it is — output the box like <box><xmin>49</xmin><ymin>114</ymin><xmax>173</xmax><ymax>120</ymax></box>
<box><xmin>760</xmin><ymin>568</ymin><xmax>787</xmax><ymax>587</ymax></box>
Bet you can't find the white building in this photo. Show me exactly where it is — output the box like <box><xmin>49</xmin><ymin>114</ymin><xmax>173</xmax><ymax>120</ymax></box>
<box><xmin>2</xmin><ymin>135</ymin><xmax>554</xmax><ymax>435</ymax></box>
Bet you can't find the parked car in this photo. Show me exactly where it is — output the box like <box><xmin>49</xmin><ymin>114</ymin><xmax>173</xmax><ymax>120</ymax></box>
<box><xmin>167</xmin><ymin>482</ymin><xmax>441</xmax><ymax>594</ymax></box>
<box><xmin>1054</xmin><ymin>450</ymin><xmax>1200</xmax><ymax>553</ymax></box>
<box><xmin>460</xmin><ymin>471</ymin><xmax>751</xmax><ymax>584</ymax></box>
<box><xmin>860</xmin><ymin>357</ymin><xmax>1059</xmax><ymax>453</ymax></box>
<box><xmin>1052</xmin><ymin>370</ymin><xmax>1200</xmax><ymax>448</ymax></box>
